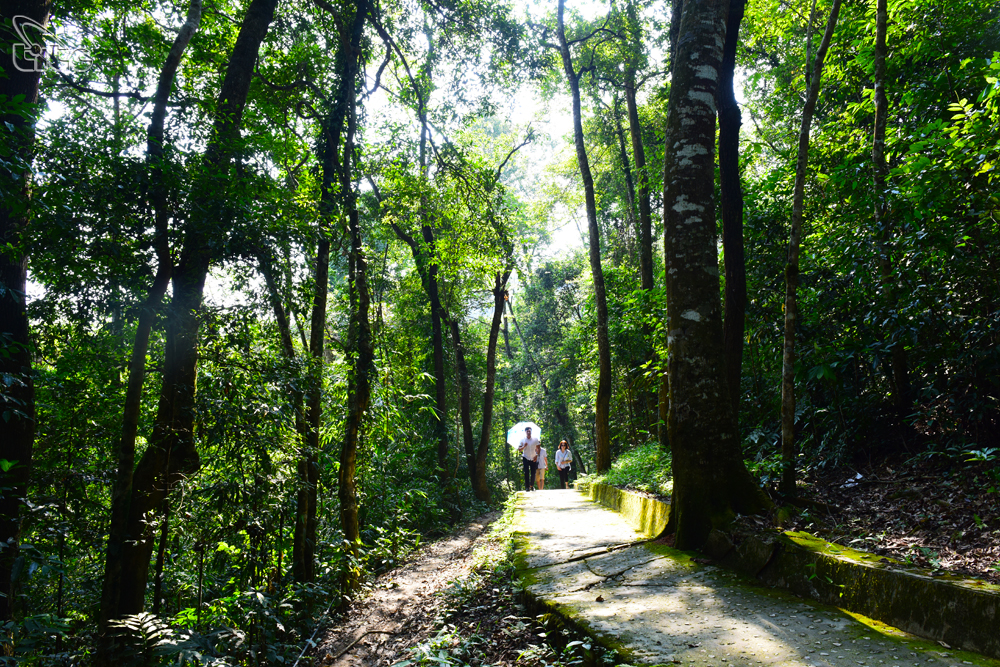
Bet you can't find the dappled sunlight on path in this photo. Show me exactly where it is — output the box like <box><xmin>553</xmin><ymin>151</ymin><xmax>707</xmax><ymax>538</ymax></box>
<box><xmin>516</xmin><ymin>490</ymin><xmax>986</xmax><ymax>667</ymax></box>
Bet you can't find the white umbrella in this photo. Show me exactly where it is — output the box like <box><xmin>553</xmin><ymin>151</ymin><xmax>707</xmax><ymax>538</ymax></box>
<box><xmin>507</xmin><ymin>421</ymin><xmax>541</xmax><ymax>448</ymax></box>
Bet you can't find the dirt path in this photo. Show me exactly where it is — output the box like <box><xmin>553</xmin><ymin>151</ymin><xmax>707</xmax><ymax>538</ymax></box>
<box><xmin>311</xmin><ymin>512</ymin><xmax>499</xmax><ymax>667</ymax></box>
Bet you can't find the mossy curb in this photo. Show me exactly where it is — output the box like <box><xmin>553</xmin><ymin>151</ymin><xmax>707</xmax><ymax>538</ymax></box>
<box><xmin>720</xmin><ymin>529</ymin><xmax>1000</xmax><ymax>658</ymax></box>
<box><xmin>576</xmin><ymin>481</ymin><xmax>669</xmax><ymax>539</ymax></box>
<box><xmin>580</xmin><ymin>483</ymin><xmax>1000</xmax><ymax>659</ymax></box>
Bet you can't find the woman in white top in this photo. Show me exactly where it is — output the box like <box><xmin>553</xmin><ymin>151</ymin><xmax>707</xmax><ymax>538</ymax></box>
<box><xmin>554</xmin><ymin>440</ymin><xmax>572</xmax><ymax>489</ymax></box>
<box><xmin>535</xmin><ymin>445</ymin><xmax>548</xmax><ymax>490</ymax></box>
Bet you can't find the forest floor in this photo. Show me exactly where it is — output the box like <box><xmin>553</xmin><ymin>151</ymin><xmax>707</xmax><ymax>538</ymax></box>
<box><xmin>788</xmin><ymin>457</ymin><xmax>1000</xmax><ymax>584</ymax></box>
<box><xmin>310</xmin><ymin>504</ymin><xmax>595</xmax><ymax>667</ymax></box>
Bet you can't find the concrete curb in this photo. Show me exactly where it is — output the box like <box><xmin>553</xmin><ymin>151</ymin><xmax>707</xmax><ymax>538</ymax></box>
<box><xmin>574</xmin><ymin>479</ymin><xmax>669</xmax><ymax>539</ymax></box>
<box><xmin>579</xmin><ymin>482</ymin><xmax>1000</xmax><ymax>659</ymax></box>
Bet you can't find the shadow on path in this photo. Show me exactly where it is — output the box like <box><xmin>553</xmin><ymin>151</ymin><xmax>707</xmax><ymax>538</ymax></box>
<box><xmin>516</xmin><ymin>490</ymin><xmax>993</xmax><ymax>667</ymax></box>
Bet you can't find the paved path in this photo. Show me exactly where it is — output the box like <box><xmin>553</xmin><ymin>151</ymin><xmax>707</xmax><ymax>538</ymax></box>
<box><xmin>516</xmin><ymin>490</ymin><xmax>993</xmax><ymax>667</ymax></box>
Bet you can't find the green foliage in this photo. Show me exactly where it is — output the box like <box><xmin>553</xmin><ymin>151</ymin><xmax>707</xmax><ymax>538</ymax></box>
<box><xmin>587</xmin><ymin>442</ymin><xmax>671</xmax><ymax>496</ymax></box>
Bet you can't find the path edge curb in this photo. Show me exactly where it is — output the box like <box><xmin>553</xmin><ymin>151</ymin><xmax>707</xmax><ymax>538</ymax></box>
<box><xmin>574</xmin><ymin>482</ymin><xmax>1000</xmax><ymax>659</ymax></box>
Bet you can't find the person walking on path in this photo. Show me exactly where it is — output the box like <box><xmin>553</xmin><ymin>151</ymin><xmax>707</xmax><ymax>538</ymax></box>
<box><xmin>518</xmin><ymin>426</ymin><xmax>540</xmax><ymax>491</ymax></box>
<box><xmin>555</xmin><ymin>440</ymin><xmax>572</xmax><ymax>489</ymax></box>
<box><xmin>535</xmin><ymin>445</ymin><xmax>548</xmax><ymax>490</ymax></box>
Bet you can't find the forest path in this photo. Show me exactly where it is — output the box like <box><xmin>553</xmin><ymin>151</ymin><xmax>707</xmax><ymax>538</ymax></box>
<box><xmin>516</xmin><ymin>490</ymin><xmax>983</xmax><ymax>667</ymax></box>
<box><xmin>313</xmin><ymin>511</ymin><xmax>498</xmax><ymax>667</ymax></box>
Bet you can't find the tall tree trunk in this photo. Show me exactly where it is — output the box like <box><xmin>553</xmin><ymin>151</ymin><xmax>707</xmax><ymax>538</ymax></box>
<box><xmin>662</xmin><ymin>0</ymin><xmax>770</xmax><ymax>550</ymax></box>
<box><xmin>556</xmin><ymin>0</ymin><xmax>612</xmax><ymax>473</ymax></box>
<box><xmin>872</xmin><ymin>0</ymin><xmax>910</xmax><ymax>413</ymax></box>
<box><xmin>718</xmin><ymin>0</ymin><xmax>747</xmax><ymax>422</ymax></box>
<box><xmin>117</xmin><ymin>0</ymin><xmax>280</xmax><ymax>615</ymax></box>
<box><xmin>624</xmin><ymin>72</ymin><xmax>653</xmax><ymax>294</ymax></box>
<box><xmin>0</xmin><ymin>0</ymin><xmax>50</xmax><ymax>627</ymax></box>
<box><xmin>472</xmin><ymin>267</ymin><xmax>513</xmax><ymax>501</ymax></box>
<box><xmin>332</xmin><ymin>0</ymin><xmax>370</xmax><ymax>597</ymax></box>
<box><xmin>99</xmin><ymin>0</ymin><xmax>200</xmax><ymax>643</ymax></box>
<box><xmin>779</xmin><ymin>0</ymin><xmax>842</xmax><ymax>498</ymax></box>
<box><xmin>451</xmin><ymin>319</ymin><xmax>476</xmax><ymax>480</ymax></box>
<box><xmin>612</xmin><ymin>99</ymin><xmax>639</xmax><ymax>259</ymax></box>
<box><xmin>292</xmin><ymin>230</ymin><xmax>328</xmax><ymax>583</ymax></box>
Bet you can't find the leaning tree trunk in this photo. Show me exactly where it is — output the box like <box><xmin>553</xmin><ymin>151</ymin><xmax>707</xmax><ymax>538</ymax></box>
<box><xmin>99</xmin><ymin>1</ymin><xmax>201</xmax><ymax>644</ymax></box>
<box><xmin>872</xmin><ymin>0</ymin><xmax>910</xmax><ymax>413</ymax></box>
<box><xmin>662</xmin><ymin>0</ymin><xmax>771</xmax><ymax>550</ymax></box>
<box><xmin>556</xmin><ymin>0</ymin><xmax>612</xmax><ymax>473</ymax></box>
<box><xmin>718</xmin><ymin>0</ymin><xmax>747</xmax><ymax>421</ymax></box>
<box><xmin>779</xmin><ymin>0</ymin><xmax>842</xmax><ymax>499</ymax></box>
<box><xmin>0</xmin><ymin>0</ymin><xmax>50</xmax><ymax>627</ymax></box>
<box><xmin>117</xmin><ymin>0</ymin><xmax>280</xmax><ymax>616</ymax></box>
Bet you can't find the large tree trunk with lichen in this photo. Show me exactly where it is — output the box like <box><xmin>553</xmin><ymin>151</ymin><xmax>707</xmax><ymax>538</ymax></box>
<box><xmin>662</xmin><ymin>0</ymin><xmax>770</xmax><ymax>550</ymax></box>
<box><xmin>779</xmin><ymin>0</ymin><xmax>842</xmax><ymax>498</ymax></box>
<box><xmin>556</xmin><ymin>0</ymin><xmax>612</xmax><ymax>472</ymax></box>
<box><xmin>117</xmin><ymin>0</ymin><xmax>279</xmax><ymax>616</ymax></box>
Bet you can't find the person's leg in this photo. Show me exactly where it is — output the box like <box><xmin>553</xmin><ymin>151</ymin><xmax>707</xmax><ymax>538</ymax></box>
<box><xmin>522</xmin><ymin>458</ymin><xmax>532</xmax><ymax>491</ymax></box>
<box><xmin>529</xmin><ymin>460</ymin><xmax>538</xmax><ymax>490</ymax></box>
<box><xmin>535</xmin><ymin>467</ymin><xmax>543</xmax><ymax>490</ymax></box>
<box><xmin>559</xmin><ymin>468</ymin><xmax>568</xmax><ymax>488</ymax></box>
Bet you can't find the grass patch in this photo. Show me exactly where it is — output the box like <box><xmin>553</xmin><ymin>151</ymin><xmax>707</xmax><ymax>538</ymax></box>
<box><xmin>586</xmin><ymin>442</ymin><xmax>672</xmax><ymax>496</ymax></box>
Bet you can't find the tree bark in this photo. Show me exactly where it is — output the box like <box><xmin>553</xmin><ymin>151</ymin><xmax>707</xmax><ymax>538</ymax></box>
<box><xmin>117</xmin><ymin>0</ymin><xmax>280</xmax><ymax>615</ymax></box>
<box><xmin>471</xmin><ymin>267</ymin><xmax>513</xmax><ymax>501</ymax></box>
<box><xmin>718</xmin><ymin>0</ymin><xmax>747</xmax><ymax>422</ymax></box>
<box><xmin>451</xmin><ymin>319</ymin><xmax>476</xmax><ymax>480</ymax></box>
<box><xmin>662</xmin><ymin>0</ymin><xmax>770</xmax><ymax>550</ymax></box>
<box><xmin>334</xmin><ymin>0</ymin><xmax>371</xmax><ymax>597</ymax></box>
<box><xmin>0</xmin><ymin>0</ymin><xmax>51</xmax><ymax>626</ymax></box>
<box><xmin>624</xmin><ymin>74</ymin><xmax>653</xmax><ymax>293</ymax></box>
<box><xmin>99</xmin><ymin>0</ymin><xmax>200</xmax><ymax>641</ymax></box>
<box><xmin>556</xmin><ymin>0</ymin><xmax>612</xmax><ymax>473</ymax></box>
<box><xmin>779</xmin><ymin>0</ymin><xmax>842</xmax><ymax>498</ymax></box>
<box><xmin>872</xmin><ymin>0</ymin><xmax>910</xmax><ymax>412</ymax></box>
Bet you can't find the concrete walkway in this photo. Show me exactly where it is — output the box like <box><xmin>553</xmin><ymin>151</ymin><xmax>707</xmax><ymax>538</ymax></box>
<box><xmin>515</xmin><ymin>490</ymin><xmax>996</xmax><ymax>667</ymax></box>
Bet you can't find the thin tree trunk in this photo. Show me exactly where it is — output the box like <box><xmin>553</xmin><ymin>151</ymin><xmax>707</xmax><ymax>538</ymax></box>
<box><xmin>118</xmin><ymin>0</ymin><xmax>280</xmax><ymax>615</ymax></box>
<box><xmin>624</xmin><ymin>62</ymin><xmax>659</xmax><ymax>436</ymax></box>
<box><xmin>556</xmin><ymin>0</ymin><xmax>612</xmax><ymax>473</ymax></box>
<box><xmin>332</xmin><ymin>0</ymin><xmax>371</xmax><ymax>597</ymax></box>
<box><xmin>0</xmin><ymin>0</ymin><xmax>50</xmax><ymax>626</ymax></box>
<box><xmin>718</xmin><ymin>0</ymin><xmax>747</xmax><ymax>422</ymax></box>
<box><xmin>472</xmin><ymin>267</ymin><xmax>513</xmax><ymax>501</ymax></box>
<box><xmin>663</xmin><ymin>0</ymin><xmax>771</xmax><ymax>550</ymax></box>
<box><xmin>872</xmin><ymin>0</ymin><xmax>910</xmax><ymax>412</ymax></box>
<box><xmin>612</xmin><ymin>100</ymin><xmax>639</xmax><ymax>256</ymax></box>
<box><xmin>151</xmin><ymin>499</ymin><xmax>170</xmax><ymax>616</ymax></box>
<box><xmin>258</xmin><ymin>252</ymin><xmax>310</xmax><ymax>580</ymax></box>
<box><xmin>624</xmin><ymin>72</ymin><xmax>653</xmax><ymax>293</ymax></box>
<box><xmin>451</xmin><ymin>319</ymin><xmax>476</xmax><ymax>478</ymax></box>
<box><xmin>99</xmin><ymin>0</ymin><xmax>200</xmax><ymax>641</ymax></box>
<box><xmin>779</xmin><ymin>0</ymin><xmax>842</xmax><ymax>498</ymax></box>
